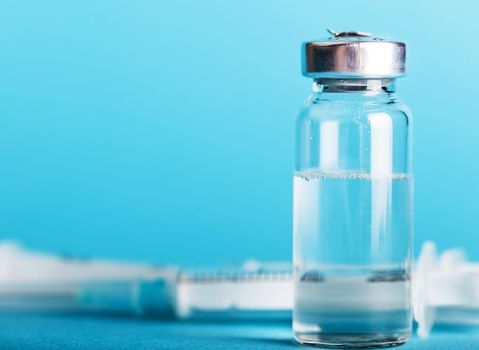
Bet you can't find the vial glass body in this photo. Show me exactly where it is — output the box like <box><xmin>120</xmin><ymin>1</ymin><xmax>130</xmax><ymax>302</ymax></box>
<box><xmin>293</xmin><ymin>79</ymin><xmax>413</xmax><ymax>348</ymax></box>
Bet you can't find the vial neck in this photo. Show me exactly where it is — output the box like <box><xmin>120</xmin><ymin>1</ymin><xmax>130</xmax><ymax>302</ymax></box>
<box><xmin>313</xmin><ymin>78</ymin><xmax>396</xmax><ymax>94</ymax></box>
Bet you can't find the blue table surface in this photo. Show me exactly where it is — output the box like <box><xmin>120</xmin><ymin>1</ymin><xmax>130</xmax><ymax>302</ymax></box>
<box><xmin>0</xmin><ymin>312</ymin><xmax>478</xmax><ymax>350</ymax></box>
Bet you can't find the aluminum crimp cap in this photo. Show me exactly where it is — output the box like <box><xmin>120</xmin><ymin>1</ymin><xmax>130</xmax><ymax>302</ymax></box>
<box><xmin>302</xmin><ymin>30</ymin><xmax>406</xmax><ymax>79</ymax></box>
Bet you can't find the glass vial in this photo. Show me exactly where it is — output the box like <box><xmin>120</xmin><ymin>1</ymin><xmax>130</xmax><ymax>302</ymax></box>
<box><xmin>293</xmin><ymin>31</ymin><xmax>412</xmax><ymax>348</ymax></box>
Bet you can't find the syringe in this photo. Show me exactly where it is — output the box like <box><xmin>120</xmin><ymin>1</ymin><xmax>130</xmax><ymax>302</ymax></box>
<box><xmin>2</xmin><ymin>240</ymin><xmax>479</xmax><ymax>338</ymax></box>
<box><xmin>414</xmin><ymin>241</ymin><xmax>479</xmax><ymax>337</ymax></box>
<box><xmin>0</xmin><ymin>242</ymin><xmax>292</xmax><ymax>319</ymax></box>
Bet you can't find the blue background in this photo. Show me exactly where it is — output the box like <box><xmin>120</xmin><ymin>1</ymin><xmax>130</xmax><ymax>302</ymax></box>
<box><xmin>0</xmin><ymin>0</ymin><xmax>477</xmax><ymax>266</ymax></box>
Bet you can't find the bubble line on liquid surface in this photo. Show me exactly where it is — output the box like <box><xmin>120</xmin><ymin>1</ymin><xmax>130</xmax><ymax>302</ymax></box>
<box><xmin>295</xmin><ymin>171</ymin><xmax>410</xmax><ymax>181</ymax></box>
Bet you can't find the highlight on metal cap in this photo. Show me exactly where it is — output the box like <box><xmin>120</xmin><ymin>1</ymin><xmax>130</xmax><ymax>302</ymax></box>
<box><xmin>302</xmin><ymin>30</ymin><xmax>406</xmax><ymax>79</ymax></box>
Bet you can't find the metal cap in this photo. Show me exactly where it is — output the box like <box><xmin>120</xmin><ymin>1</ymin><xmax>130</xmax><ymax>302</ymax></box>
<box><xmin>302</xmin><ymin>30</ymin><xmax>406</xmax><ymax>79</ymax></box>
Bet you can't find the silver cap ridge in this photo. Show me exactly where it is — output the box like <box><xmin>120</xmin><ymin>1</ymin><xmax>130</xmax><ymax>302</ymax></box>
<box><xmin>302</xmin><ymin>30</ymin><xmax>406</xmax><ymax>79</ymax></box>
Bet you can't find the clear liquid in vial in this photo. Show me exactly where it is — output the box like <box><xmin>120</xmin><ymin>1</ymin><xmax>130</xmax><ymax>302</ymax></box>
<box><xmin>293</xmin><ymin>171</ymin><xmax>412</xmax><ymax>348</ymax></box>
